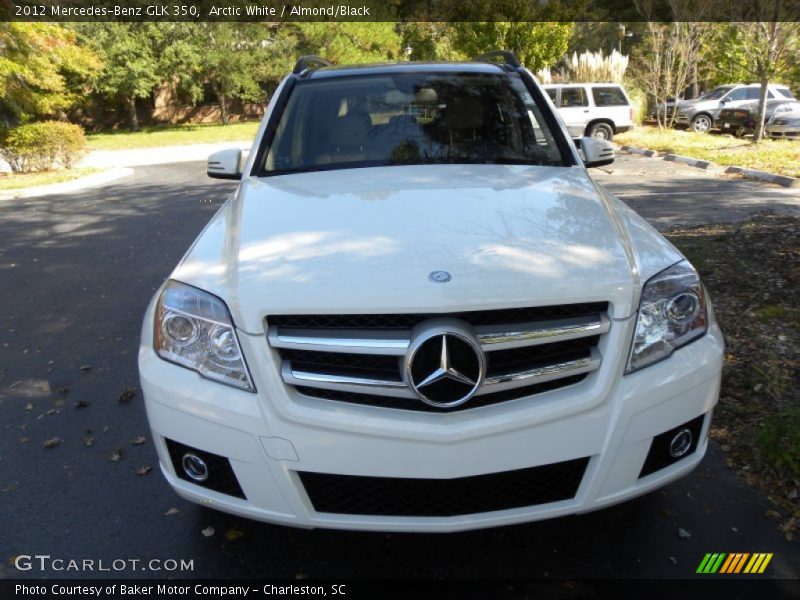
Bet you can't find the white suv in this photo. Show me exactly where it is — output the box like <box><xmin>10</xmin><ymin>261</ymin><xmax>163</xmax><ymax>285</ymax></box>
<box><xmin>139</xmin><ymin>52</ymin><xmax>723</xmax><ymax>532</ymax></box>
<box><xmin>543</xmin><ymin>83</ymin><xmax>635</xmax><ymax>140</ymax></box>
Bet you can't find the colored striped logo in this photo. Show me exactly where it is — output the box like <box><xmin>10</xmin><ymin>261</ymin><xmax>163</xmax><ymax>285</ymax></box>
<box><xmin>696</xmin><ymin>553</ymin><xmax>773</xmax><ymax>574</ymax></box>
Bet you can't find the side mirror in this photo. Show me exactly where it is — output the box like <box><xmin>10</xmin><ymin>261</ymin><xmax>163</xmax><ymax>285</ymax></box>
<box><xmin>580</xmin><ymin>137</ymin><xmax>614</xmax><ymax>168</ymax></box>
<box><xmin>207</xmin><ymin>149</ymin><xmax>243</xmax><ymax>180</ymax></box>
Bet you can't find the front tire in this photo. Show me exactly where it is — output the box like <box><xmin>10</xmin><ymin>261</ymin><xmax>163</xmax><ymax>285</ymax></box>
<box><xmin>587</xmin><ymin>122</ymin><xmax>614</xmax><ymax>140</ymax></box>
<box><xmin>691</xmin><ymin>114</ymin><xmax>713</xmax><ymax>133</ymax></box>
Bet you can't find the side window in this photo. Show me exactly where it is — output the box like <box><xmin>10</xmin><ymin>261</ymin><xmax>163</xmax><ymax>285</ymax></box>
<box><xmin>545</xmin><ymin>88</ymin><xmax>557</xmax><ymax>103</ymax></box>
<box><xmin>777</xmin><ymin>88</ymin><xmax>795</xmax><ymax>99</ymax></box>
<box><xmin>559</xmin><ymin>88</ymin><xmax>587</xmax><ymax>108</ymax></box>
<box><xmin>726</xmin><ymin>88</ymin><xmax>748</xmax><ymax>101</ymax></box>
<box><xmin>592</xmin><ymin>86</ymin><xmax>628</xmax><ymax>106</ymax></box>
<box><xmin>745</xmin><ymin>88</ymin><xmax>761</xmax><ymax>100</ymax></box>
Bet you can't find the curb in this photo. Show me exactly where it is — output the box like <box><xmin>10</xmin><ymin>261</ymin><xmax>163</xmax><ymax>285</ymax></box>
<box><xmin>663</xmin><ymin>154</ymin><xmax>715</xmax><ymax>170</ymax></box>
<box><xmin>724</xmin><ymin>166</ymin><xmax>800</xmax><ymax>188</ymax></box>
<box><xmin>617</xmin><ymin>145</ymin><xmax>798</xmax><ymax>188</ymax></box>
<box><xmin>620</xmin><ymin>145</ymin><xmax>657</xmax><ymax>157</ymax></box>
<box><xmin>0</xmin><ymin>167</ymin><xmax>133</xmax><ymax>200</ymax></box>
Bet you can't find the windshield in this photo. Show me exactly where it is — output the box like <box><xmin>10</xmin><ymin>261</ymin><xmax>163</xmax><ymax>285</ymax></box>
<box><xmin>701</xmin><ymin>86</ymin><xmax>735</xmax><ymax>100</ymax></box>
<box><xmin>262</xmin><ymin>72</ymin><xmax>565</xmax><ymax>175</ymax></box>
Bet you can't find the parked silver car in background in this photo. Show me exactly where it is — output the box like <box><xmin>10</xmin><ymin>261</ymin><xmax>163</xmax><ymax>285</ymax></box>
<box><xmin>544</xmin><ymin>83</ymin><xmax>635</xmax><ymax>140</ymax></box>
<box><xmin>766</xmin><ymin>109</ymin><xmax>800</xmax><ymax>139</ymax></box>
<box><xmin>676</xmin><ymin>83</ymin><xmax>795</xmax><ymax>133</ymax></box>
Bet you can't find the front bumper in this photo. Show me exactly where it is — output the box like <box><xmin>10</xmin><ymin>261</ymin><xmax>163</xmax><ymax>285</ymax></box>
<box><xmin>766</xmin><ymin>124</ymin><xmax>800</xmax><ymax>138</ymax></box>
<box><xmin>139</xmin><ymin>302</ymin><xmax>723</xmax><ymax>532</ymax></box>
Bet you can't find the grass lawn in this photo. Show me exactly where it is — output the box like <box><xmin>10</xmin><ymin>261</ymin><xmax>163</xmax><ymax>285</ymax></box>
<box><xmin>0</xmin><ymin>168</ymin><xmax>101</xmax><ymax>191</ymax></box>
<box><xmin>86</xmin><ymin>121</ymin><xmax>260</xmax><ymax>151</ymax></box>
<box><xmin>616</xmin><ymin>126</ymin><xmax>800</xmax><ymax>178</ymax></box>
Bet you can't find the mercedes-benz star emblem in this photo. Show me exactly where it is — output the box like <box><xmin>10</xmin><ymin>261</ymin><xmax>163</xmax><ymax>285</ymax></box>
<box><xmin>428</xmin><ymin>271</ymin><xmax>452</xmax><ymax>283</ymax></box>
<box><xmin>405</xmin><ymin>329</ymin><xmax>485</xmax><ymax>408</ymax></box>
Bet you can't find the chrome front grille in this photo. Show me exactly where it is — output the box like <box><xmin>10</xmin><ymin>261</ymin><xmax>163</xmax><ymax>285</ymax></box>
<box><xmin>267</xmin><ymin>303</ymin><xmax>608</xmax><ymax>412</ymax></box>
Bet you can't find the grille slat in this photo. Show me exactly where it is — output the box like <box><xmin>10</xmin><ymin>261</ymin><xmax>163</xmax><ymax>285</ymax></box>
<box><xmin>268</xmin><ymin>303</ymin><xmax>608</xmax><ymax>330</ymax></box>
<box><xmin>268</xmin><ymin>303</ymin><xmax>608</xmax><ymax>411</ymax></box>
<box><xmin>298</xmin><ymin>457</ymin><xmax>590</xmax><ymax>516</ymax></box>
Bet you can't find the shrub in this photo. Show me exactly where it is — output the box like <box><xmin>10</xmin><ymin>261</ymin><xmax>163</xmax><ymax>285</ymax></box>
<box><xmin>565</xmin><ymin>49</ymin><xmax>629</xmax><ymax>84</ymax></box>
<box><xmin>625</xmin><ymin>85</ymin><xmax>649</xmax><ymax>126</ymax></box>
<box><xmin>0</xmin><ymin>121</ymin><xmax>87</xmax><ymax>172</ymax></box>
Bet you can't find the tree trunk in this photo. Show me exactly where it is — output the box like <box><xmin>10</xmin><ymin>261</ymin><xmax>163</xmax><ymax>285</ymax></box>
<box><xmin>127</xmin><ymin>96</ymin><xmax>139</xmax><ymax>132</ymax></box>
<box><xmin>218</xmin><ymin>93</ymin><xmax>229</xmax><ymax>125</ymax></box>
<box><xmin>752</xmin><ymin>72</ymin><xmax>769</xmax><ymax>143</ymax></box>
<box><xmin>688</xmin><ymin>59</ymin><xmax>699</xmax><ymax>99</ymax></box>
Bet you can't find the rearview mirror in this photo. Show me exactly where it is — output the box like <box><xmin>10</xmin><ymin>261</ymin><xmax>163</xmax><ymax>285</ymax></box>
<box><xmin>580</xmin><ymin>137</ymin><xmax>614</xmax><ymax>168</ymax></box>
<box><xmin>207</xmin><ymin>149</ymin><xmax>243</xmax><ymax>180</ymax></box>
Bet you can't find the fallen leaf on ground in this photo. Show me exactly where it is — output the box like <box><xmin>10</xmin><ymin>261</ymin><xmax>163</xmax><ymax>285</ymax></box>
<box><xmin>110</xmin><ymin>449</ymin><xmax>123</xmax><ymax>462</ymax></box>
<box><xmin>225</xmin><ymin>528</ymin><xmax>244</xmax><ymax>541</ymax></box>
<box><xmin>74</xmin><ymin>400</ymin><xmax>89</xmax><ymax>409</ymax></box>
<box><xmin>25</xmin><ymin>403</ymin><xmax>33</xmax><ymax>412</ymax></box>
<box><xmin>84</xmin><ymin>435</ymin><xmax>94</xmax><ymax>447</ymax></box>
<box><xmin>678</xmin><ymin>528</ymin><xmax>691</xmax><ymax>539</ymax></box>
<box><xmin>131</xmin><ymin>436</ymin><xmax>146</xmax><ymax>446</ymax></box>
<box><xmin>163</xmin><ymin>507</ymin><xmax>179</xmax><ymax>516</ymax></box>
<box><xmin>117</xmin><ymin>388</ymin><xmax>137</xmax><ymax>403</ymax></box>
<box><xmin>79</xmin><ymin>365</ymin><xmax>91</xmax><ymax>373</ymax></box>
<box><xmin>136</xmin><ymin>466</ymin><xmax>152</xmax><ymax>476</ymax></box>
<box><xmin>201</xmin><ymin>526</ymin><xmax>215</xmax><ymax>537</ymax></box>
<box><xmin>43</xmin><ymin>437</ymin><xmax>61</xmax><ymax>449</ymax></box>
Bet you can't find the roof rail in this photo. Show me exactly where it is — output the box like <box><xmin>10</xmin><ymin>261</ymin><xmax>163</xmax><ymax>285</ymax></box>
<box><xmin>293</xmin><ymin>55</ymin><xmax>333</xmax><ymax>76</ymax></box>
<box><xmin>472</xmin><ymin>50</ymin><xmax>522</xmax><ymax>69</ymax></box>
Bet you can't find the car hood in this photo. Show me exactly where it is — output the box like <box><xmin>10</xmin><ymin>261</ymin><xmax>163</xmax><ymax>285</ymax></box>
<box><xmin>172</xmin><ymin>165</ymin><xmax>682</xmax><ymax>334</ymax></box>
<box><xmin>676</xmin><ymin>97</ymin><xmax>712</xmax><ymax>110</ymax></box>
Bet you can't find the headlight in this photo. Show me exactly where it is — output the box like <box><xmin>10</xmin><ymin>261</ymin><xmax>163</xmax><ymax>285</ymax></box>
<box><xmin>154</xmin><ymin>280</ymin><xmax>255</xmax><ymax>391</ymax></box>
<box><xmin>626</xmin><ymin>261</ymin><xmax>708</xmax><ymax>373</ymax></box>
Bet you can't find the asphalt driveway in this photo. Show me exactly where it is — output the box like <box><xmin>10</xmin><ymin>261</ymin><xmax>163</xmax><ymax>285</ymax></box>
<box><xmin>1</xmin><ymin>155</ymin><xmax>798</xmax><ymax>580</ymax></box>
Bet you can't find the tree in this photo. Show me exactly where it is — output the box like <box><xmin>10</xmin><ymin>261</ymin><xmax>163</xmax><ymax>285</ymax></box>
<box><xmin>631</xmin><ymin>1</ymin><xmax>713</xmax><ymax>128</ymax></box>
<box><xmin>450</xmin><ymin>22</ymin><xmax>574</xmax><ymax>72</ymax></box>
<box><xmin>295</xmin><ymin>23</ymin><xmax>402</xmax><ymax>64</ymax></box>
<box><xmin>0</xmin><ymin>23</ymin><xmax>98</xmax><ymax>126</ymax></box>
<box><xmin>80</xmin><ymin>24</ymin><xmax>163</xmax><ymax>131</ymax></box>
<box><xmin>398</xmin><ymin>23</ymin><xmax>464</xmax><ymax>61</ymax></box>
<box><xmin>167</xmin><ymin>23</ymin><xmax>293</xmax><ymax>125</ymax></box>
<box><xmin>740</xmin><ymin>12</ymin><xmax>800</xmax><ymax>142</ymax></box>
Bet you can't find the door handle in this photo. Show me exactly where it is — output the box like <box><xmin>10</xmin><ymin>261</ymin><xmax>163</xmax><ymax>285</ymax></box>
<box><xmin>583</xmin><ymin>109</ymin><xmax>589</xmax><ymax>113</ymax></box>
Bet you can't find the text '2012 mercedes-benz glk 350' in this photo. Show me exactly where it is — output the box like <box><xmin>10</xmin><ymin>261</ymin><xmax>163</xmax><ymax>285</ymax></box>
<box><xmin>139</xmin><ymin>52</ymin><xmax>723</xmax><ymax>532</ymax></box>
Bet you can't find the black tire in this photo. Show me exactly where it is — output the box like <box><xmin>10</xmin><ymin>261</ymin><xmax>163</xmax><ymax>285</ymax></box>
<box><xmin>691</xmin><ymin>114</ymin><xmax>713</xmax><ymax>133</ymax></box>
<box><xmin>587</xmin><ymin>122</ymin><xmax>614</xmax><ymax>140</ymax></box>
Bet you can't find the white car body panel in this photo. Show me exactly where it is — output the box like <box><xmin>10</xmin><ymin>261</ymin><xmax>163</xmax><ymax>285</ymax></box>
<box><xmin>172</xmin><ymin>164</ymin><xmax>682</xmax><ymax>334</ymax></box>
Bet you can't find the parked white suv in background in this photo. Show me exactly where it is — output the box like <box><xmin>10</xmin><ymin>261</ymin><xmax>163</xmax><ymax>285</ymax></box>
<box><xmin>139</xmin><ymin>52</ymin><xmax>723</xmax><ymax>532</ymax></box>
<box><xmin>543</xmin><ymin>82</ymin><xmax>635</xmax><ymax>140</ymax></box>
<box><xmin>676</xmin><ymin>83</ymin><xmax>796</xmax><ymax>133</ymax></box>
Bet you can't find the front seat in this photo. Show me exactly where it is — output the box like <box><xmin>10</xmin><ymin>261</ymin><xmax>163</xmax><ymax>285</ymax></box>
<box><xmin>315</xmin><ymin>109</ymin><xmax>380</xmax><ymax>165</ymax></box>
<box><xmin>438</xmin><ymin>96</ymin><xmax>485</xmax><ymax>156</ymax></box>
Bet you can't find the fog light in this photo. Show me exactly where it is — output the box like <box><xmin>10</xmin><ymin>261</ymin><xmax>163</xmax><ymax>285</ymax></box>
<box><xmin>669</xmin><ymin>428</ymin><xmax>693</xmax><ymax>458</ymax></box>
<box><xmin>182</xmin><ymin>453</ymin><xmax>208</xmax><ymax>482</ymax></box>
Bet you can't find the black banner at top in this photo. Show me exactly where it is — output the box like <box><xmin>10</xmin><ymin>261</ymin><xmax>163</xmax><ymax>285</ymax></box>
<box><xmin>3</xmin><ymin>0</ymin><xmax>800</xmax><ymax>22</ymax></box>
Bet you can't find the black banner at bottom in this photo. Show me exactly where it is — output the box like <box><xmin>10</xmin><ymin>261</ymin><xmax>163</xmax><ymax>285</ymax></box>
<box><xmin>2</xmin><ymin>579</ymin><xmax>800</xmax><ymax>600</ymax></box>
